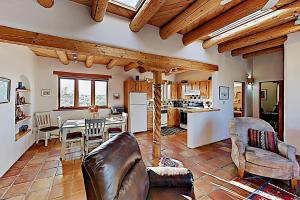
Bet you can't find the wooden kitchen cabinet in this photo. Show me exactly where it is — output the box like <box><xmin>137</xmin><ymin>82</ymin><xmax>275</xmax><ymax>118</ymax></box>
<box><xmin>200</xmin><ymin>81</ymin><xmax>208</xmax><ymax>98</ymax></box>
<box><xmin>147</xmin><ymin>82</ymin><xmax>152</xmax><ymax>99</ymax></box>
<box><xmin>207</xmin><ymin>80</ymin><xmax>212</xmax><ymax>99</ymax></box>
<box><xmin>167</xmin><ymin>108</ymin><xmax>180</xmax><ymax>127</ymax></box>
<box><xmin>171</xmin><ymin>83</ymin><xmax>178</xmax><ymax>100</ymax></box>
<box><xmin>147</xmin><ymin>111</ymin><xmax>153</xmax><ymax>131</ymax></box>
<box><xmin>177</xmin><ymin>83</ymin><xmax>182</xmax><ymax>99</ymax></box>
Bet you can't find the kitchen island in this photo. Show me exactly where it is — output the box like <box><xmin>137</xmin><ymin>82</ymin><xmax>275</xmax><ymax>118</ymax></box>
<box><xmin>185</xmin><ymin>108</ymin><xmax>221</xmax><ymax>148</ymax></box>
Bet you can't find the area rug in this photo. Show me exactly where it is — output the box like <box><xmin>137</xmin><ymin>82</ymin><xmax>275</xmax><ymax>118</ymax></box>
<box><xmin>161</xmin><ymin>127</ymin><xmax>186</xmax><ymax>136</ymax></box>
<box><xmin>233</xmin><ymin>176</ymin><xmax>299</xmax><ymax>200</ymax></box>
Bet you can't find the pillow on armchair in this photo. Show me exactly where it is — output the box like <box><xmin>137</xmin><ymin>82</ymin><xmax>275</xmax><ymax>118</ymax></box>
<box><xmin>248</xmin><ymin>128</ymin><xmax>278</xmax><ymax>153</ymax></box>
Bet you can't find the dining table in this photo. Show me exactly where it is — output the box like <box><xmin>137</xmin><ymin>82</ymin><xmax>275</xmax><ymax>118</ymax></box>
<box><xmin>60</xmin><ymin>116</ymin><xmax>126</xmax><ymax>160</ymax></box>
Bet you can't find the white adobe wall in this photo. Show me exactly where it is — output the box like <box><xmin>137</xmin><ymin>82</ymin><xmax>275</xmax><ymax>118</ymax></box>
<box><xmin>251</xmin><ymin>51</ymin><xmax>284</xmax><ymax>117</ymax></box>
<box><xmin>284</xmin><ymin>32</ymin><xmax>300</xmax><ymax>155</ymax></box>
<box><xmin>0</xmin><ymin>43</ymin><xmax>37</xmax><ymax>176</ymax></box>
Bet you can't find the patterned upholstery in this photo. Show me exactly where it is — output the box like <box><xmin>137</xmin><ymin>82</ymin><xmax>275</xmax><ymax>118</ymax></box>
<box><xmin>248</xmin><ymin>129</ymin><xmax>278</xmax><ymax>153</ymax></box>
<box><xmin>230</xmin><ymin>117</ymin><xmax>300</xmax><ymax>180</ymax></box>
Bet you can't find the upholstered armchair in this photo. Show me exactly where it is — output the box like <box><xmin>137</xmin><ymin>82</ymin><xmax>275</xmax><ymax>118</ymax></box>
<box><xmin>230</xmin><ymin>117</ymin><xmax>300</xmax><ymax>189</ymax></box>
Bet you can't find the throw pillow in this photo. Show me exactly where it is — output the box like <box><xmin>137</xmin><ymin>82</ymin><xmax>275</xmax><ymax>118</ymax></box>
<box><xmin>248</xmin><ymin>128</ymin><xmax>278</xmax><ymax>153</ymax></box>
<box><xmin>159</xmin><ymin>156</ymin><xmax>184</xmax><ymax>168</ymax></box>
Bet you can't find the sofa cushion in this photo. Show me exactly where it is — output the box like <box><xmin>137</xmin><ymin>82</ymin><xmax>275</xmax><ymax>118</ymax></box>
<box><xmin>248</xmin><ymin>128</ymin><xmax>278</xmax><ymax>153</ymax></box>
<box><xmin>246</xmin><ymin>146</ymin><xmax>293</xmax><ymax>169</ymax></box>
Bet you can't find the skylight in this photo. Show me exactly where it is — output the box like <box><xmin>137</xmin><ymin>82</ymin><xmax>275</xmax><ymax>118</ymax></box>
<box><xmin>208</xmin><ymin>9</ymin><xmax>273</xmax><ymax>38</ymax></box>
<box><xmin>110</xmin><ymin>0</ymin><xmax>145</xmax><ymax>11</ymax></box>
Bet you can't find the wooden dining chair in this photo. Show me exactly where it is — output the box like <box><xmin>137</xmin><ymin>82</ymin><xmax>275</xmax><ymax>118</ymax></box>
<box><xmin>84</xmin><ymin>118</ymin><xmax>106</xmax><ymax>155</ymax></box>
<box><xmin>58</xmin><ymin>116</ymin><xmax>84</xmax><ymax>159</ymax></box>
<box><xmin>107</xmin><ymin>112</ymin><xmax>128</xmax><ymax>139</ymax></box>
<box><xmin>35</xmin><ymin>111</ymin><xmax>60</xmax><ymax>146</ymax></box>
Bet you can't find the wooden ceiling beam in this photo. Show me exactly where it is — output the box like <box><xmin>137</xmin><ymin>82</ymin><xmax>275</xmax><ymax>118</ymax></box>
<box><xmin>85</xmin><ymin>55</ymin><xmax>94</xmax><ymax>68</ymax></box>
<box><xmin>139</xmin><ymin>67</ymin><xmax>147</xmax><ymax>73</ymax></box>
<box><xmin>106</xmin><ymin>59</ymin><xmax>118</xmax><ymax>69</ymax></box>
<box><xmin>37</xmin><ymin>0</ymin><xmax>54</xmax><ymax>8</ymax></box>
<box><xmin>219</xmin><ymin>21</ymin><xmax>300</xmax><ymax>53</ymax></box>
<box><xmin>56</xmin><ymin>51</ymin><xmax>69</xmax><ymax>65</ymax></box>
<box><xmin>0</xmin><ymin>25</ymin><xmax>218</xmax><ymax>72</ymax></box>
<box><xmin>91</xmin><ymin>0</ymin><xmax>109</xmax><ymax>22</ymax></box>
<box><xmin>243</xmin><ymin>45</ymin><xmax>284</xmax><ymax>58</ymax></box>
<box><xmin>159</xmin><ymin>0</ymin><xmax>222</xmax><ymax>40</ymax></box>
<box><xmin>203</xmin><ymin>0</ymin><xmax>300</xmax><ymax>49</ymax></box>
<box><xmin>130</xmin><ymin>0</ymin><xmax>166</xmax><ymax>32</ymax></box>
<box><xmin>232</xmin><ymin>36</ymin><xmax>287</xmax><ymax>56</ymax></box>
<box><xmin>124</xmin><ymin>62</ymin><xmax>140</xmax><ymax>71</ymax></box>
<box><xmin>182</xmin><ymin>0</ymin><xmax>293</xmax><ymax>46</ymax></box>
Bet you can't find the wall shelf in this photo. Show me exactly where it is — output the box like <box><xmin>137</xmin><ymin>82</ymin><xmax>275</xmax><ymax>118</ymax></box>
<box><xmin>15</xmin><ymin>129</ymin><xmax>32</xmax><ymax>141</ymax></box>
<box><xmin>16</xmin><ymin>103</ymin><xmax>31</xmax><ymax>108</ymax></box>
<box><xmin>16</xmin><ymin>89</ymin><xmax>31</xmax><ymax>93</ymax></box>
<box><xmin>15</xmin><ymin>116</ymin><xmax>31</xmax><ymax>125</ymax></box>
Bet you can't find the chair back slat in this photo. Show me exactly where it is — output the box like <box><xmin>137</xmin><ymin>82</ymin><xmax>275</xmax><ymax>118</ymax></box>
<box><xmin>85</xmin><ymin>118</ymin><xmax>105</xmax><ymax>139</ymax></box>
<box><xmin>35</xmin><ymin>112</ymin><xmax>51</xmax><ymax>129</ymax></box>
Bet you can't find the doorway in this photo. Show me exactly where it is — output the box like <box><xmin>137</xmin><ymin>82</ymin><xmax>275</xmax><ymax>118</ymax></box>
<box><xmin>234</xmin><ymin>81</ymin><xmax>245</xmax><ymax>117</ymax></box>
<box><xmin>259</xmin><ymin>81</ymin><xmax>284</xmax><ymax>140</ymax></box>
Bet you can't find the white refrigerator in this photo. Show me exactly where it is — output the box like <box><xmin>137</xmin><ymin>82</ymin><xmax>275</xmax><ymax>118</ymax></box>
<box><xmin>129</xmin><ymin>92</ymin><xmax>147</xmax><ymax>133</ymax></box>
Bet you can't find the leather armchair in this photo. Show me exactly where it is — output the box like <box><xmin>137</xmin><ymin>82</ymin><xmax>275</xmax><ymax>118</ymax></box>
<box><xmin>82</xmin><ymin>132</ymin><xmax>195</xmax><ymax>200</ymax></box>
<box><xmin>230</xmin><ymin>117</ymin><xmax>299</xmax><ymax>189</ymax></box>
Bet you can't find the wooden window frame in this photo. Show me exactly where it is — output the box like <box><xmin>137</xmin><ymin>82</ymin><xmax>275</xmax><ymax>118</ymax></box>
<box><xmin>58</xmin><ymin>77</ymin><xmax>109</xmax><ymax>110</ymax></box>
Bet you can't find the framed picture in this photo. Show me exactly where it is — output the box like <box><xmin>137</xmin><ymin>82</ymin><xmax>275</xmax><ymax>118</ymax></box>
<box><xmin>0</xmin><ymin>77</ymin><xmax>11</xmax><ymax>104</ymax></box>
<box><xmin>41</xmin><ymin>89</ymin><xmax>51</xmax><ymax>96</ymax></box>
<box><xmin>260</xmin><ymin>89</ymin><xmax>267</xmax><ymax>101</ymax></box>
<box><xmin>219</xmin><ymin>86</ymin><xmax>229</xmax><ymax>100</ymax></box>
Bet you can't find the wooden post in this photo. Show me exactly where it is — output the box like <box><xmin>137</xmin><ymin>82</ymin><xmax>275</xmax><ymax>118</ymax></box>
<box><xmin>152</xmin><ymin>71</ymin><xmax>162</xmax><ymax>166</ymax></box>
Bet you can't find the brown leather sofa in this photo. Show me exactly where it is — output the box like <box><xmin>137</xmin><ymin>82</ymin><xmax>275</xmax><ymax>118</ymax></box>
<box><xmin>82</xmin><ymin>132</ymin><xmax>195</xmax><ymax>200</ymax></box>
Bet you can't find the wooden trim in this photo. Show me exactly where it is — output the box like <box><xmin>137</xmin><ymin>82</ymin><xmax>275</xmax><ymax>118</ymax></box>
<box><xmin>74</xmin><ymin>79</ymin><xmax>79</xmax><ymax>108</ymax></box>
<box><xmin>91</xmin><ymin>0</ymin><xmax>109</xmax><ymax>22</ymax></box>
<box><xmin>278</xmin><ymin>80</ymin><xmax>284</xmax><ymax>141</ymax></box>
<box><xmin>242</xmin><ymin>82</ymin><xmax>245</xmax><ymax>117</ymax></box>
<box><xmin>54</xmin><ymin>106</ymin><xmax>110</xmax><ymax>111</ymax></box>
<box><xmin>91</xmin><ymin>80</ymin><xmax>95</xmax><ymax>106</ymax></box>
<box><xmin>130</xmin><ymin>0</ymin><xmax>166</xmax><ymax>32</ymax></box>
<box><xmin>37</xmin><ymin>0</ymin><xmax>54</xmax><ymax>8</ymax></box>
<box><xmin>0</xmin><ymin>25</ymin><xmax>218</xmax><ymax>72</ymax></box>
<box><xmin>53</xmin><ymin>71</ymin><xmax>112</xmax><ymax>79</ymax></box>
<box><xmin>242</xmin><ymin>46</ymin><xmax>283</xmax><ymax>58</ymax></box>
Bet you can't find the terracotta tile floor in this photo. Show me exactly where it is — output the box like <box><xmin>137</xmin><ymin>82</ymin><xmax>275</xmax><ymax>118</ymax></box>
<box><xmin>0</xmin><ymin>132</ymin><xmax>299</xmax><ymax>200</ymax></box>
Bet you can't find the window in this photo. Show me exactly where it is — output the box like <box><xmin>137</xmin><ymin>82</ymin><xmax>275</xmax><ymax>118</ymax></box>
<box><xmin>78</xmin><ymin>80</ymin><xmax>92</xmax><ymax>107</ymax></box>
<box><xmin>58</xmin><ymin>78</ymin><xmax>108</xmax><ymax>109</ymax></box>
<box><xmin>110</xmin><ymin>0</ymin><xmax>145</xmax><ymax>11</ymax></box>
<box><xmin>95</xmin><ymin>81</ymin><xmax>107</xmax><ymax>107</ymax></box>
<box><xmin>59</xmin><ymin>78</ymin><xmax>75</xmax><ymax>107</ymax></box>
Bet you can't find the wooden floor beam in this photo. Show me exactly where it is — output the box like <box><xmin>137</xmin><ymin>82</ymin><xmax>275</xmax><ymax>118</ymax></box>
<box><xmin>56</xmin><ymin>51</ymin><xmax>69</xmax><ymax>65</ymax></box>
<box><xmin>242</xmin><ymin>45</ymin><xmax>284</xmax><ymax>58</ymax></box>
<box><xmin>182</xmin><ymin>0</ymin><xmax>293</xmax><ymax>46</ymax></box>
<box><xmin>218</xmin><ymin>21</ymin><xmax>300</xmax><ymax>53</ymax></box>
<box><xmin>106</xmin><ymin>59</ymin><xmax>118</xmax><ymax>69</ymax></box>
<box><xmin>130</xmin><ymin>0</ymin><xmax>166</xmax><ymax>32</ymax></box>
<box><xmin>203</xmin><ymin>0</ymin><xmax>300</xmax><ymax>49</ymax></box>
<box><xmin>85</xmin><ymin>55</ymin><xmax>94</xmax><ymax>68</ymax></box>
<box><xmin>91</xmin><ymin>0</ymin><xmax>109</xmax><ymax>22</ymax></box>
<box><xmin>159</xmin><ymin>0</ymin><xmax>222</xmax><ymax>40</ymax></box>
<box><xmin>232</xmin><ymin>36</ymin><xmax>287</xmax><ymax>56</ymax></box>
<box><xmin>0</xmin><ymin>25</ymin><xmax>218</xmax><ymax>72</ymax></box>
<box><xmin>37</xmin><ymin>0</ymin><xmax>54</xmax><ymax>8</ymax></box>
